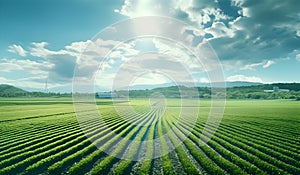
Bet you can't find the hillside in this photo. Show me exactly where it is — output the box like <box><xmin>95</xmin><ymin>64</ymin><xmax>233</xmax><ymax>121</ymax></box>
<box><xmin>115</xmin><ymin>83</ymin><xmax>300</xmax><ymax>100</ymax></box>
<box><xmin>0</xmin><ymin>84</ymin><xmax>28</xmax><ymax>97</ymax></box>
<box><xmin>124</xmin><ymin>81</ymin><xmax>263</xmax><ymax>90</ymax></box>
<box><xmin>2</xmin><ymin>83</ymin><xmax>300</xmax><ymax>100</ymax></box>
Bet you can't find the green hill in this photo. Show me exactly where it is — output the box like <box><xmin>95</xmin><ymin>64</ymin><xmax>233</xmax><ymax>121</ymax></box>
<box><xmin>1</xmin><ymin>83</ymin><xmax>300</xmax><ymax>99</ymax></box>
<box><xmin>0</xmin><ymin>84</ymin><xmax>28</xmax><ymax>97</ymax></box>
<box><xmin>115</xmin><ymin>83</ymin><xmax>300</xmax><ymax>100</ymax></box>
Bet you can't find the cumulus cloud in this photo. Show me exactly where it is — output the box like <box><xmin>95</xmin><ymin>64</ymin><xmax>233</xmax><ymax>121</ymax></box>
<box><xmin>111</xmin><ymin>53</ymin><xmax>198</xmax><ymax>89</ymax></box>
<box><xmin>116</xmin><ymin>0</ymin><xmax>170</xmax><ymax>17</ymax></box>
<box><xmin>131</xmin><ymin>72</ymin><xmax>170</xmax><ymax>85</ymax></box>
<box><xmin>0</xmin><ymin>58</ymin><xmax>54</xmax><ymax>90</ymax></box>
<box><xmin>0</xmin><ymin>76</ymin><xmax>66</xmax><ymax>90</ymax></box>
<box><xmin>296</xmin><ymin>54</ymin><xmax>300</xmax><ymax>61</ymax></box>
<box><xmin>297</xmin><ymin>30</ymin><xmax>300</xmax><ymax>37</ymax></box>
<box><xmin>116</xmin><ymin>0</ymin><xmax>300</xmax><ymax>68</ymax></box>
<box><xmin>8</xmin><ymin>39</ymin><xmax>138</xmax><ymax>83</ymax></box>
<box><xmin>0</xmin><ymin>58</ymin><xmax>52</xmax><ymax>75</ymax></box>
<box><xmin>241</xmin><ymin>62</ymin><xmax>264</xmax><ymax>70</ymax></box>
<box><xmin>205</xmin><ymin>21</ymin><xmax>235</xmax><ymax>38</ymax></box>
<box><xmin>30</xmin><ymin>42</ymin><xmax>60</xmax><ymax>58</ymax></box>
<box><xmin>47</xmin><ymin>54</ymin><xmax>77</xmax><ymax>82</ymax></box>
<box><xmin>227</xmin><ymin>74</ymin><xmax>263</xmax><ymax>83</ymax></box>
<box><xmin>152</xmin><ymin>38</ymin><xmax>203</xmax><ymax>71</ymax></box>
<box><xmin>240</xmin><ymin>60</ymin><xmax>276</xmax><ymax>70</ymax></box>
<box><xmin>116</xmin><ymin>0</ymin><xmax>230</xmax><ymax>28</ymax></box>
<box><xmin>199</xmin><ymin>77</ymin><xmax>209</xmax><ymax>83</ymax></box>
<box><xmin>3</xmin><ymin>38</ymin><xmax>144</xmax><ymax>91</ymax></box>
<box><xmin>212</xmin><ymin>0</ymin><xmax>300</xmax><ymax>64</ymax></box>
<box><xmin>4</xmin><ymin>0</ymin><xmax>299</xmax><ymax>90</ymax></box>
<box><xmin>8</xmin><ymin>44</ymin><xmax>27</xmax><ymax>57</ymax></box>
<box><xmin>263</xmin><ymin>60</ymin><xmax>275</xmax><ymax>68</ymax></box>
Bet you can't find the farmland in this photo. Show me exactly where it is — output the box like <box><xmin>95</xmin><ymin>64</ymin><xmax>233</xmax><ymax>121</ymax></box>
<box><xmin>0</xmin><ymin>98</ymin><xmax>299</xmax><ymax>175</ymax></box>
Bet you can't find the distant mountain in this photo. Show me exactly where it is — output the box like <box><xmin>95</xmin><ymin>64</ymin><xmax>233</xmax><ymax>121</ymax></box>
<box><xmin>117</xmin><ymin>83</ymin><xmax>300</xmax><ymax>100</ymax></box>
<box><xmin>0</xmin><ymin>84</ymin><xmax>28</xmax><ymax>97</ymax></box>
<box><xmin>122</xmin><ymin>81</ymin><xmax>263</xmax><ymax>90</ymax></box>
<box><xmin>0</xmin><ymin>84</ymin><xmax>72</xmax><ymax>98</ymax></box>
<box><xmin>18</xmin><ymin>85</ymin><xmax>71</xmax><ymax>93</ymax></box>
<box><xmin>125</xmin><ymin>83</ymin><xmax>176</xmax><ymax>90</ymax></box>
<box><xmin>225</xmin><ymin>81</ymin><xmax>263</xmax><ymax>87</ymax></box>
<box><xmin>0</xmin><ymin>84</ymin><xmax>28</xmax><ymax>93</ymax></box>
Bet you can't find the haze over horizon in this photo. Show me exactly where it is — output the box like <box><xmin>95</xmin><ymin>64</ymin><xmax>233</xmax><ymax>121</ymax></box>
<box><xmin>1</xmin><ymin>0</ymin><xmax>299</xmax><ymax>92</ymax></box>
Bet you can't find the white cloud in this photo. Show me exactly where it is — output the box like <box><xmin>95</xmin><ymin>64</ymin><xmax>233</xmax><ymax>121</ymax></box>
<box><xmin>0</xmin><ymin>57</ymin><xmax>75</xmax><ymax>92</ymax></box>
<box><xmin>3</xmin><ymin>38</ymin><xmax>142</xmax><ymax>91</ymax></box>
<box><xmin>227</xmin><ymin>74</ymin><xmax>263</xmax><ymax>83</ymax></box>
<box><xmin>152</xmin><ymin>38</ymin><xmax>204</xmax><ymax>71</ymax></box>
<box><xmin>263</xmin><ymin>60</ymin><xmax>275</xmax><ymax>68</ymax></box>
<box><xmin>199</xmin><ymin>77</ymin><xmax>209</xmax><ymax>83</ymax></box>
<box><xmin>0</xmin><ymin>76</ymin><xmax>65</xmax><ymax>91</ymax></box>
<box><xmin>30</xmin><ymin>42</ymin><xmax>58</xmax><ymax>58</ymax></box>
<box><xmin>241</xmin><ymin>62</ymin><xmax>264</xmax><ymax>70</ymax></box>
<box><xmin>131</xmin><ymin>72</ymin><xmax>170</xmax><ymax>85</ymax></box>
<box><xmin>116</xmin><ymin>0</ymin><xmax>164</xmax><ymax>17</ymax></box>
<box><xmin>109</xmin><ymin>52</ymin><xmax>199</xmax><ymax>89</ymax></box>
<box><xmin>17</xmin><ymin>39</ymin><xmax>142</xmax><ymax>90</ymax></box>
<box><xmin>297</xmin><ymin>30</ymin><xmax>300</xmax><ymax>37</ymax></box>
<box><xmin>296</xmin><ymin>54</ymin><xmax>300</xmax><ymax>61</ymax></box>
<box><xmin>21</xmin><ymin>39</ymin><xmax>139</xmax><ymax>81</ymax></box>
<box><xmin>0</xmin><ymin>58</ymin><xmax>52</xmax><ymax>75</ymax></box>
<box><xmin>173</xmin><ymin>0</ymin><xmax>224</xmax><ymax>25</ymax></box>
<box><xmin>108</xmin><ymin>41</ymin><xmax>139</xmax><ymax>61</ymax></box>
<box><xmin>240</xmin><ymin>60</ymin><xmax>275</xmax><ymax>70</ymax></box>
<box><xmin>205</xmin><ymin>21</ymin><xmax>235</xmax><ymax>39</ymax></box>
<box><xmin>95</xmin><ymin>72</ymin><xmax>116</xmax><ymax>90</ymax></box>
<box><xmin>8</xmin><ymin>44</ymin><xmax>27</xmax><ymax>57</ymax></box>
<box><xmin>231</xmin><ymin>0</ymin><xmax>245</xmax><ymax>7</ymax></box>
<box><xmin>203</xmin><ymin>8</ymin><xmax>230</xmax><ymax>22</ymax></box>
<box><xmin>241</xmin><ymin>7</ymin><xmax>251</xmax><ymax>17</ymax></box>
<box><xmin>115</xmin><ymin>0</ymin><xmax>300</xmax><ymax>67</ymax></box>
<box><xmin>117</xmin><ymin>0</ymin><xmax>229</xmax><ymax>29</ymax></box>
<box><xmin>64</xmin><ymin>40</ymin><xmax>91</xmax><ymax>54</ymax></box>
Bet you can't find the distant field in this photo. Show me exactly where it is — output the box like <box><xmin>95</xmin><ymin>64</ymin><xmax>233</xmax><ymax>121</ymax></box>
<box><xmin>0</xmin><ymin>98</ymin><xmax>299</xmax><ymax>175</ymax></box>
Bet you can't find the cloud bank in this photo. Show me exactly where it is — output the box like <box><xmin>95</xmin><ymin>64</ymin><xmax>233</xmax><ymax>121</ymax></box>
<box><xmin>116</xmin><ymin>0</ymin><xmax>300</xmax><ymax>65</ymax></box>
<box><xmin>1</xmin><ymin>0</ymin><xmax>300</xmax><ymax>91</ymax></box>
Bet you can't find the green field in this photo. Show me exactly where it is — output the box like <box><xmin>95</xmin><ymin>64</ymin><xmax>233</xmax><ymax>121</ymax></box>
<box><xmin>0</xmin><ymin>98</ymin><xmax>299</xmax><ymax>175</ymax></box>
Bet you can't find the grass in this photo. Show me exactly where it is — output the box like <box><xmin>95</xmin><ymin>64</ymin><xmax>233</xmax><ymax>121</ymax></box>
<box><xmin>0</xmin><ymin>98</ymin><xmax>299</xmax><ymax>174</ymax></box>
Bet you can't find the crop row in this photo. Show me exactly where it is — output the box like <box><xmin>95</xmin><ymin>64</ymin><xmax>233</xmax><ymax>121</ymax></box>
<box><xmin>0</xmin><ymin>112</ymin><xmax>114</xmax><ymax>162</ymax></box>
<box><xmin>46</xmin><ymin>112</ymin><xmax>140</xmax><ymax>174</ymax></box>
<box><xmin>0</xmin><ymin>114</ymin><xmax>76</xmax><ymax>149</ymax></box>
<box><xmin>93</xmin><ymin>107</ymin><xmax>158</xmax><ymax>175</ymax></box>
<box><xmin>66</xmin><ymin>107</ymin><xmax>158</xmax><ymax>175</ymax></box>
<box><xmin>24</xmin><ymin>114</ymin><xmax>126</xmax><ymax>174</ymax></box>
<box><xmin>0</xmin><ymin>112</ymin><xmax>126</xmax><ymax>174</ymax></box>
<box><xmin>215</xmin><ymin>123</ymin><xmax>300</xmax><ymax>163</ymax></box>
<box><xmin>218</xmin><ymin>122</ymin><xmax>299</xmax><ymax>152</ymax></box>
<box><xmin>0</xmin><ymin>104</ymin><xmax>298</xmax><ymax>175</ymax></box>
<box><xmin>0</xmin><ymin>112</ymin><xmax>77</xmax><ymax>140</ymax></box>
<box><xmin>228</xmin><ymin>120</ymin><xmax>299</xmax><ymax>144</ymax></box>
<box><xmin>177</xmin><ymin>114</ymin><xmax>299</xmax><ymax>174</ymax></box>
<box><xmin>45</xmin><ymin>107</ymin><xmax>156</xmax><ymax>175</ymax></box>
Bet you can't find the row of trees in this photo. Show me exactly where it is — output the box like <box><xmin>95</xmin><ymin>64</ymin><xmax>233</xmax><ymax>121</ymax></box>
<box><xmin>226</xmin><ymin>91</ymin><xmax>300</xmax><ymax>100</ymax></box>
<box><xmin>0</xmin><ymin>92</ymin><xmax>72</xmax><ymax>98</ymax></box>
<box><xmin>1</xmin><ymin>83</ymin><xmax>300</xmax><ymax>100</ymax></box>
<box><xmin>118</xmin><ymin>86</ymin><xmax>300</xmax><ymax>100</ymax></box>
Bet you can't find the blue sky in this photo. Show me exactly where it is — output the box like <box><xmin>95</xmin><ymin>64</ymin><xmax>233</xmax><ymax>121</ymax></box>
<box><xmin>0</xmin><ymin>0</ymin><xmax>300</xmax><ymax>92</ymax></box>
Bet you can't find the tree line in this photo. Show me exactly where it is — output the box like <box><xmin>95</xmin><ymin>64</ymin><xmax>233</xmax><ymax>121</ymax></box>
<box><xmin>1</xmin><ymin>83</ymin><xmax>300</xmax><ymax>100</ymax></box>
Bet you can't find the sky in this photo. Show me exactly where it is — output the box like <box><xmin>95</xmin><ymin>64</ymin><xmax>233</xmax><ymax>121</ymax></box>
<box><xmin>0</xmin><ymin>0</ymin><xmax>300</xmax><ymax>92</ymax></box>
